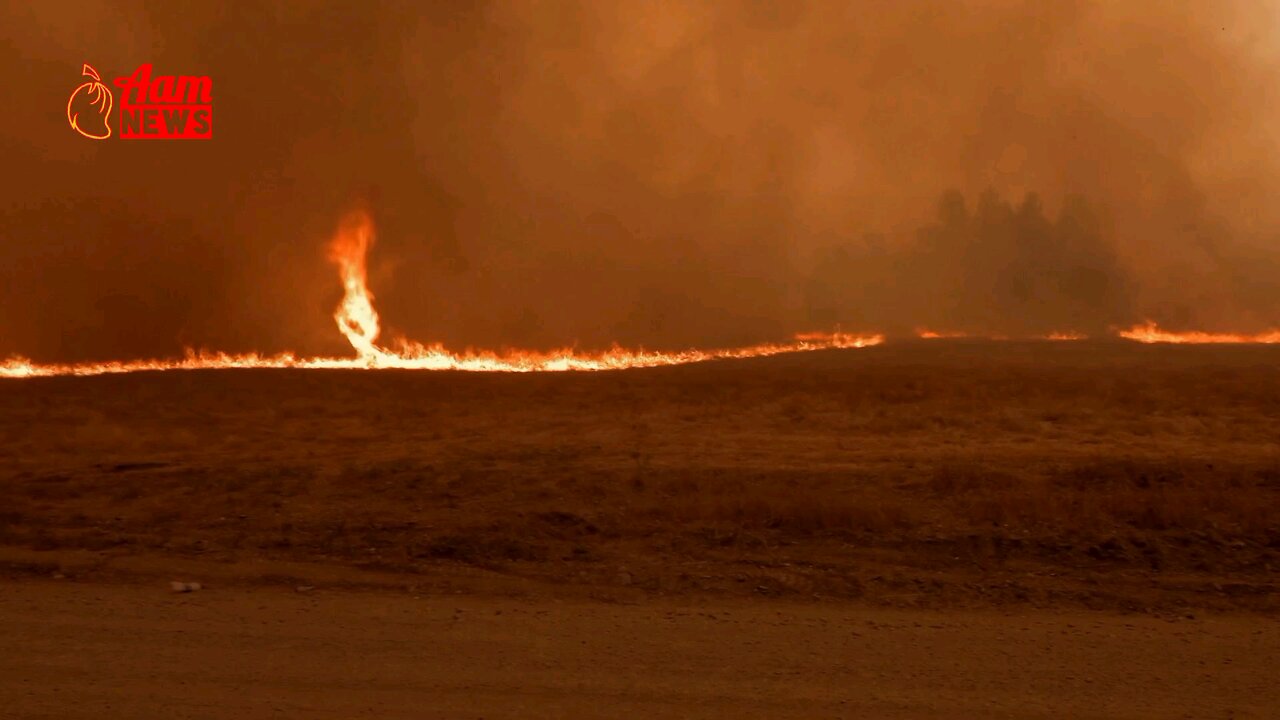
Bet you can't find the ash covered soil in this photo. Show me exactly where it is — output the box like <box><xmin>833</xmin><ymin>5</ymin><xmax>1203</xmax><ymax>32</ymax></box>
<box><xmin>3</xmin><ymin>340</ymin><xmax>1280</xmax><ymax>718</ymax></box>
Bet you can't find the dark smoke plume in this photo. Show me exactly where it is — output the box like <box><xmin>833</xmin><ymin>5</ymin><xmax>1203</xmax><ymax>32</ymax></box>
<box><xmin>806</xmin><ymin>190</ymin><xmax>1132</xmax><ymax>337</ymax></box>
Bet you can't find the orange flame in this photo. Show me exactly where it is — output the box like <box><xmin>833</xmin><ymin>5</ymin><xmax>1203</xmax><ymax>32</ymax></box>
<box><xmin>916</xmin><ymin>328</ymin><xmax>970</xmax><ymax>339</ymax></box>
<box><xmin>10</xmin><ymin>213</ymin><xmax>1280</xmax><ymax>380</ymax></box>
<box><xmin>914</xmin><ymin>329</ymin><xmax>1084</xmax><ymax>341</ymax></box>
<box><xmin>327</xmin><ymin>210</ymin><xmax>383</xmax><ymax>362</ymax></box>
<box><xmin>1</xmin><ymin>212</ymin><xmax>883</xmax><ymax>378</ymax></box>
<box><xmin>1117</xmin><ymin>321</ymin><xmax>1280</xmax><ymax>344</ymax></box>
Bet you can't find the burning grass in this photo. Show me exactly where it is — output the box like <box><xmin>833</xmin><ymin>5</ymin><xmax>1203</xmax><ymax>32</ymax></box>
<box><xmin>3</xmin><ymin>208</ymin><xmax>1276</xmax><ymax>381</ymax></box>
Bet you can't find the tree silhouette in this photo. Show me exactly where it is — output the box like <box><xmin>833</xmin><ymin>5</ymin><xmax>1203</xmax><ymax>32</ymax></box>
<box><xmin>804</xmin><ymin>189</ymin><xmax>1134</xmax><ymax>335</ymax></box>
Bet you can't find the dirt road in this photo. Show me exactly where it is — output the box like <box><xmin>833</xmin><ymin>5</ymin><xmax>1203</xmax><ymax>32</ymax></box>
<box><xmin>2</xmin><ymin>578</ymin><xmax>1276</xmax><ymax>719</ymax></box>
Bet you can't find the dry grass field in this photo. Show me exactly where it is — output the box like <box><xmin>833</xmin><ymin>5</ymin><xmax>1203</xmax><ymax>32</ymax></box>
<box><xmin>1</xmin><ymin>339</ymin><xmax>1278</xmax><ymax>612</ymax></box>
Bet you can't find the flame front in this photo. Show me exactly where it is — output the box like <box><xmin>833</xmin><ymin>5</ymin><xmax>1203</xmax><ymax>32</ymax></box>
<box><xmin>1117</xmin><ymin>321</ymin><xmax>1280</xmax><ymax>344</ymax></box>
<box><xmin>9</xmin><ymin>212</ymin><xmax>1280</xmax><ymax>380</ymax></box>
<box><xmin>0</xmin><ymin>212</ymin><xmax>882</xmax><ymax>378</ymax></box>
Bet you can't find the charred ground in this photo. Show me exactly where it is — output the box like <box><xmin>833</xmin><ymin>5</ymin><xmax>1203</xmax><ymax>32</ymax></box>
<box><xmin>1</xmin><ymin>339</ymin><xmax>1277</xmax><ymax>613</ymax></box>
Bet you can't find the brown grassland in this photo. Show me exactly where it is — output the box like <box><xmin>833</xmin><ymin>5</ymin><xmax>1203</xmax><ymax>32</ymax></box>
<box><xmin>1</xmin><ymin>339</ymin><xmax>1278</xmax><ymax>613</ymax></box>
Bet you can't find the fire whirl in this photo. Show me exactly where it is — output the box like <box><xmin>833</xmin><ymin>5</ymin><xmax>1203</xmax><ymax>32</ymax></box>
<box><xmin>6</xmin><ymin>212</ymin><xmax>1280</xmax><ymax>380</ymax></box>
<box><xmin>0</xmin><ymin>212</ymin><xmax>882</xmax><ymax>379</ymax></box>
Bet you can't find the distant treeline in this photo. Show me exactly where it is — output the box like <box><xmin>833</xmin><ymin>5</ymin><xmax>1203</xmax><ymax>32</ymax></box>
<box><xmin>805</xmin><ymin>190</ymin><xmax>1133</xmax><ymax>336</ymax></box>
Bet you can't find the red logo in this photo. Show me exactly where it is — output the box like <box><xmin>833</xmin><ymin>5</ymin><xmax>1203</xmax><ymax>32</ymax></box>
<box><xmin>68</xmin><ymin>62</ymin><xmax>212</xmax><ymax>140</ymax></box>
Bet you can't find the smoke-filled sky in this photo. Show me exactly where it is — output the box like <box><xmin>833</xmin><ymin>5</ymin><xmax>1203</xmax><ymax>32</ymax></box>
<box><xmin>2</xmin><ymin>0</ymin><xmax>1280</xmax><ymax>361</ymax></box>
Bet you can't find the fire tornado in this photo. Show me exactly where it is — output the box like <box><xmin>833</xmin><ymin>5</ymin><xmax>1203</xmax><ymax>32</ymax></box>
<box><xmin>0</xmin><ymin>212</ymin><xmax>883</xmax><ymax>378</ymax></box>
<box><xmin>328</xmin><ymin>210</ymin><xmax>383</xmax><ymax>362</ymax></box>
<box><xmin>7</xmin><ymin>211</ymin><xmax>1280</xmax><ymax>380</ymax></box>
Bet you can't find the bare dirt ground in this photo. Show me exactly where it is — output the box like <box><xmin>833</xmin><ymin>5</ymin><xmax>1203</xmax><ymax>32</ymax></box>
<box><xmin>3</xmin><ymin>578</ymin><xmax>1277</xmax><ymax>719</ymax></box>
<box><xmin>1</xmin><ymin>339</ymin><xmax>1278</xmax><ymax>716</ymax></box>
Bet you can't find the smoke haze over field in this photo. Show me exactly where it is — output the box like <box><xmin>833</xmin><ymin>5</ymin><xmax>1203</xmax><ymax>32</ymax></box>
<box><xmin>2</xmin><ymin>1</ymin><xmax>1280</xmax><ymax>361</ymax></box>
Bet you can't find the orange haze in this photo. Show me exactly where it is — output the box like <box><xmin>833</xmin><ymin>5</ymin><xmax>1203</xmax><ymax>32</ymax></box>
<box><xmin>2</xmin><ymin>1</ymin><xmax>1279</xmax><ymax>362</ymax></box>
